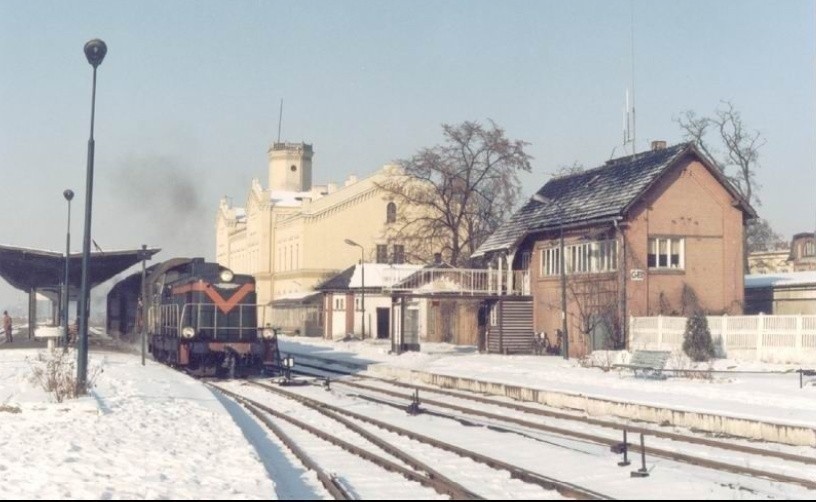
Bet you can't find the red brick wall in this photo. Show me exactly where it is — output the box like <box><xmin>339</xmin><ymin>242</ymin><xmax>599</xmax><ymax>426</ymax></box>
<box><xmin>530</xmin><ymin>157</ymin><xmax>746</xmax><ymax>357</ymax></box>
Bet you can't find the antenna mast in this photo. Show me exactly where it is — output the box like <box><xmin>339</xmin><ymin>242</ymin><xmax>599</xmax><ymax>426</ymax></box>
<box><xmin>276</xmin><ymin>99</ymin><xmax>283</xmax><ymax>144</ymax></box>
<box><xmin>630</xmin><ymin>1</ymin><xmax>636</xmax><ymax>155</ymax></box>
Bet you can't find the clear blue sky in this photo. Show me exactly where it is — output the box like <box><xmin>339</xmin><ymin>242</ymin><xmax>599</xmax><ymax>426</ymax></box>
<box><xmin>1</xmin><ymin>0</ymin><xmax>814</xmax><ymax>308</ymax></box>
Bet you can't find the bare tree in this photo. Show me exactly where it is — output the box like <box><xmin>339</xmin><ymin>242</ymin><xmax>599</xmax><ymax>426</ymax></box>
<box><xmin>746</xmin><ymin>218</ymin><xmax>787</xmax><ymax>253</ymax></box>
<box><xmin>676</xmin><ymin>101</ymin><xmax>765</xmax><ymax>207</ymax></box>
<box><xmin>676</xmin><ymin>101</ymin><xmax>766</xmax><ymax>272</ymax></box>
<box><xmin>565</xmin><ymin>275</ymin><xmax>623</xmax><ymax>351</ymax></box>
<box><xmin>379</xmin><ymin>121</ymin><xmax>532</xmax><ymax>266</ymax></box>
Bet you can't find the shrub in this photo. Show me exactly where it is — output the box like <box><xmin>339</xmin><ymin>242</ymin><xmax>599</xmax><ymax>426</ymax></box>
<box><xmin>682</xmin><ymin>311</ymin><xmax>716</xmax><ymax>362</ymax></box>
<box><xmin>28</xmin><ymin>350</ymin><xmax>101</xmax><ymax>402</ymax></box>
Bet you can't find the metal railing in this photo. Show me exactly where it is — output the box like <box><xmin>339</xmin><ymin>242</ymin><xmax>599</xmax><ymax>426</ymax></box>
<box><xmin>385</xmin><ymin>267</ymin><xmax>533</xmax><ymax>296</ymax></box>
<box><xmin>386</xmin><ymin>268</ymin><xmax>495</xmax><ymax>295</ymax></box>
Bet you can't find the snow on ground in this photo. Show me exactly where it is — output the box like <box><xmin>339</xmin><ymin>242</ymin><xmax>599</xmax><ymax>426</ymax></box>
<box><xmin>1</xmin><ymin>335</ymin><xmax>815</xmax><ymax>500</ymax></box>
<box><xmin>277</xmin><ymin>335</ymin><xmax>816</xmax><ymax>428</ymax></box>
<box><xmin>0</xmin><ymin>346</ymin><xmax>324</xmax><ymax>500</ymax></box>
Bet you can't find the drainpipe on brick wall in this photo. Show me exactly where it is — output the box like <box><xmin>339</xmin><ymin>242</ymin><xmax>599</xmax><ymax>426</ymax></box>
<box><xmin>614</xmin><ymin>218</ymin><xmax>627</xmax><ymax>349</ymax></box>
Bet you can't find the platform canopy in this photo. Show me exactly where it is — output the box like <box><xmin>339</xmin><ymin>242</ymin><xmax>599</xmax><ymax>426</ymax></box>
<box><xmin>0</xmin><ymin>244</ymin><xmax>161</xmax><ymax>303</ymax></box>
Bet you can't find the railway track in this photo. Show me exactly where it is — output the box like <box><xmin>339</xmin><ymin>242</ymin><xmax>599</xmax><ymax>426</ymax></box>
<box><xmin>209</xmin><ymin>380</ymin><xmax>611</xmax><ymax>500</ymax></box>
<box><xmin>282</xmin><ymin>353</ymin><xmax>816</xmax><ymax>492</ymax></box>
<box><xmin>207</xmin><ymin>382</ymin><xmax>478</xmax><ymax>499</ymax></box>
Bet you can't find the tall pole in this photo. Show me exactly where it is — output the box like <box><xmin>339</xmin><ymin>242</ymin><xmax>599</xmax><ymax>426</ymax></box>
<box><xmin>361</xmin><ymin>248</ymin><xmax>365</xmax><ymax>339</ymax></box>
<box><xmin>62</xmin><ymin>189</ymin><xmax>74</xmax><ymax>351</ymax></box>
<box><xmin>77</xmin><ymin>39</ymin><xmax>107</xmax><ymax>394</ymax></box>
<box><xmin>560</xmin><ymin>221</ymin><xmax>569</xmax><ymax>360</ymax></box>
<box><xmin>344</xmin><ymin>239</ymin><xmax>365</xmax><ymax>339</ymax></box>
<box><xmin>141</xmin><ymin>244</ymin><xmax>147</xmax><ymax>366</ymax></box>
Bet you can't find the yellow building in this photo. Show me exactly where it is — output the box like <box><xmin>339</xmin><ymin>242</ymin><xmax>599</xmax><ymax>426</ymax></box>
<box><xmin>215</xmin><ymin>142</ymin><xmax>407</xmax><ymax>308</ymax></box>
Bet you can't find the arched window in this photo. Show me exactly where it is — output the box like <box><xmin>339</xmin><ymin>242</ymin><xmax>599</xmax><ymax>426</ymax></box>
<box><xmin>386</xmin><ymin>202</ymin><xmax>396</xmax><ymax>223</ymax></box>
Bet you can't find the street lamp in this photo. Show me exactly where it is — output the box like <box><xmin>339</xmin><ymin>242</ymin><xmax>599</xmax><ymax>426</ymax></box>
<box><xmin>138</xmin><ymin>244</ymin><xmax>152</xmax><ymax>366</ymax></box>
<box><xmin>77</xmin><ymin>38</ymin><xmax>107</xmax><ymax>394</ymax></box>
<box><xmin>344</xmin><ymin>238</ymin><xmax>365</xmax><ymax>339</ymax></box>
<box><xmin>62</xmin><ymin>189</ymin><xmax>74</xmax><ymax>351</ymax></box>
<box><xmin>531</xmin><ymin>193</ymin><xmax>569</xmax><ymax>360</ymax></box>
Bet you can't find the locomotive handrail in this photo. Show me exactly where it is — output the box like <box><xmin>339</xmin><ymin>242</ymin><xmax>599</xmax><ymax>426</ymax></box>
<box><xmin>148</xmin><ymin>303</ymin><xmax>273</xmax><ymax>339</ymax></box>
<box><xmin>147</xmin><ymin>304</ymin><xmax>181</xmax><ymax>336</ymax></box>
<box><xmin>179</xmin><ymin>302</ymin><xmax>265</xmax><ymax>339</ymax></box>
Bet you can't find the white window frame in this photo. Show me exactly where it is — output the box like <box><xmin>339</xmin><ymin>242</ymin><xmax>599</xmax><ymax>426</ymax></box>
<box><xmin>648</xmin><ymin>237</ymin><xmax>685</xmax><ymax>270</ymax></box>
<box><xmin>540</xmin><ymin>247</ymin><xmax>561</xmax><ymax>276</ymax></box>
<box><xmin>541</xmin><ymin>239</ymin><xmax>618</xmax><ymax>276</ymax></box>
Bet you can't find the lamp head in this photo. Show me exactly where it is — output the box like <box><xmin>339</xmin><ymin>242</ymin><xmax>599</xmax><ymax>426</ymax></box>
<box><xmin>84</xmin><ymin>39</ymin><xmax>107</xmax><ymax>68</ymax></box>
<box><xmin>63</xmin><ymin>189</ymin><xmax>74</xmax><ymax>202</ymax></box>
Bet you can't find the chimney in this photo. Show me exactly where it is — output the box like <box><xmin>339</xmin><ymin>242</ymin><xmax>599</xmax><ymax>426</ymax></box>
<box><xmin>651</xmin><ymin>140</ymin><xmax>667</xmax><ymax>151</ymax></box>
<box><xmin>433</xmin><ymin>253</ymin><xmax>442</xmax><ymax>265</ymax></box>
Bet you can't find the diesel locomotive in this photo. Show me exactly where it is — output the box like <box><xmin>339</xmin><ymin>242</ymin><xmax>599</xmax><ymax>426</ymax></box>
<box><xmin>107</xmin><ymin>258</ymin><xmax>279</xmax><ymax>377</ymax></box>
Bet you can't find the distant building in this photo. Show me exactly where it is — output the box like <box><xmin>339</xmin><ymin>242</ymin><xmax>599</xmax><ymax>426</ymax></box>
<box><xmin>747</xmin><ymin>232</ymin><xmax>816</xmax><ymax>274</ymax></box>
<box><xmin>215</xmin><ymin>142</ymin><xmax>410</xmax><ymax>311</ymax></box>
<box><xmin>745</xmin><ymin>272</ymin><xmax>816</xmax><ymax>315</ymax></box>
<box><xmin>317</xmin><ymin>263</ymin><xmax>423</xmax><ymax>340</ymax></box>
<box><xmin>748</xmin><ymin>249</ymin><xmax>792</xmax><ymax>274</ymax></box>
<box><xmin>790</xmin><ymin>232</ymin><xmax>816</xmax><ymax>272</ymax></box>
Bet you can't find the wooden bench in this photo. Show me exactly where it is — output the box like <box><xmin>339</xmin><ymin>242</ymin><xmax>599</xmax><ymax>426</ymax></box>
<box><xmin>614</xmin><ymin>350</ymin><xmax>671</xmax><ymax>379</ymax></box>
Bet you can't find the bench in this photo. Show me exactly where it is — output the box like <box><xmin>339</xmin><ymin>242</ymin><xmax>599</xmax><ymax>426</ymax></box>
<box><xmin>34</xmin><ymin>325</ymin><xmax>65</xmax><ymax>350</ymax></box>
<box><xmin>614</xmin><ymin>350</ymin><xmax>671</xmax><ymax>379</ymax></box>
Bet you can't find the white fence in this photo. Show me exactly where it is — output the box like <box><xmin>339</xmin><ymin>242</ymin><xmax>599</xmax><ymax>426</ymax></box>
<box><xmin>629</xmin><ymin>314</ymin><xmax>816</xmax><ymax>364</ymax></box>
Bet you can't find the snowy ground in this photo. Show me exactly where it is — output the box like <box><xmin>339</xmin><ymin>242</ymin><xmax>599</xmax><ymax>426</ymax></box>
<box><xmin>1</xmin><ymin>335</ymin><xmax>815</xmax><ymax>500</ymax></box>
<box><xmin>0</xmin><ymin>346</ymin><xmax>310</xmax><ymax>499</ymax></box>
<box><xmin>276</xmin><ymin>336</ymin><xmax>816</xmax><ymax>429</ymax></box>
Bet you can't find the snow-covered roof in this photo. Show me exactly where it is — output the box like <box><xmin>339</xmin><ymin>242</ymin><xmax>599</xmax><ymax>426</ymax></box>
<box><xmin>745</xmin><ymin>271</ymin><xmax>816</xmax><ymax>288</ymax></box>
<box><xmin>234</xmin><ymin>207</ymin><xmax>247</xmax><ymax>222</ymax></box>
<box><xmin>269</xmin><ymin>190</ymin><xmax>312</xmax><ymax>207</ymax></box>
<box><xmin>319</xmin><ymin>263</ymin><xmax>424</xmax><ymax>290</ymax></box>
<box><xmin>348</xmin><ymin>263</ymin><xmax>423</xmax><ymax>289</ymax></box>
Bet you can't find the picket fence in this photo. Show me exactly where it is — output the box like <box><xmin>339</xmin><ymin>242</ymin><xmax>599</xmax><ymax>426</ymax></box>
<box><xmin>629</xmin><ymin>314</ymin><xmax>816</xmax><ymax>364</ymax></box>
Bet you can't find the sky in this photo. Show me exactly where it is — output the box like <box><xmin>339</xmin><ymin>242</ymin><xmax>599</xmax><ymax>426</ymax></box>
<box><xmin>1</xmin><ymin>0</ymin><xmax>814</xmax><ymax>308</ymax></box>
<box><xmin>1</xmin><ymin>339</ymin><xmax>814</xmax><ymax>499</ymax></box>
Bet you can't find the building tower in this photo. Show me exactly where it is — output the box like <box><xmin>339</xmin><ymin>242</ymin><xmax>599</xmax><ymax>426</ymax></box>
<box><xmin>268</xmin><ymin>142</ymin><xmax>313</xmax><ymax>192</ymax></box>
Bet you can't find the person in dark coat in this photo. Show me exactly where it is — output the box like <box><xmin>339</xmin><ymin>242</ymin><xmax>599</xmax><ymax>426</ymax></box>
<box><xmin>3</xmin><ymin>310</ymin><xmax>12</xmax><ymax>343</ymax></box>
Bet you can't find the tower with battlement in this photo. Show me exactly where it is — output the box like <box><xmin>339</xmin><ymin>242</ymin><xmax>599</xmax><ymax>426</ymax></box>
<box><xmin>268</xmin><ymin>142</ymin><xmax>313</xmax><ymax>192</ymax></box>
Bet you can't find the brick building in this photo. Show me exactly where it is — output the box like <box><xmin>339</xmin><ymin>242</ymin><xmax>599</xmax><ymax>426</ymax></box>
<box><xmin>474</xmin><ymin>142</ymin><xmax>756</xmax><ymax>357</ymax></box>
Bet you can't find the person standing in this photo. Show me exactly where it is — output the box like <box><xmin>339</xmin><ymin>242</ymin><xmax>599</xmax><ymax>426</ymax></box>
<box><xmin>3</xmin><ymin>310</ymin><xmax>12</xmax><ymax>343</ymax></box>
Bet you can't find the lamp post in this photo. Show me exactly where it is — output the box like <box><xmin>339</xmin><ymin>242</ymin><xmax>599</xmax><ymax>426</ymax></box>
<box><xmin>532</xmin><ymin>193</ymin><xmax>569</xmax><ymax>360</ymax></box>
<box><xmin>344</xmin><ymin>239</ymin><xmax>365</xmax><ymax>339</ymax></box>
<box><xmin>138</xmin><ymin>244</ymin><xmax>151</xmax><ymax>366</ymax></box>
<box><xmin>76</xmin><ymin>39</ymin><xmax>107</xmax><ymax>394</ymax></box>
<box><xmin>62</xmin><ymin>189</ymin><xmax>74</xmax><ymax>351</ymax></box>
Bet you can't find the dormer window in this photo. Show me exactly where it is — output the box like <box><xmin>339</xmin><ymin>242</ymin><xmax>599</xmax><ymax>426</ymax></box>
<box><xmin>386</xmin><ymin>202</ymin><xmax>397</xmax><ymax>223</ymax></box>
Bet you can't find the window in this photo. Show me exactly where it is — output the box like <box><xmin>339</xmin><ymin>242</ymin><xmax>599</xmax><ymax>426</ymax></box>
<box><xmin>804</xmin><ymin>241</ymin><xmax>815</xmax><ymax>258</ymax></box>
<box><xmin>393</xmin><ymin>244</ymin><xmax>405</xmax><ymax>264</ymax></box>
<box><xmin>290</xmin><ymin>164</ymin><xmax>297</xmax><ymax>172</ymax></box>
<box><xmin>540</xmin><ymin>239</ymin><xmax>618</xmax><ymax>276</ymax></box>
<box><xmin>386</xmin><ymin>202</ymin><xmax>397</xmax><ymax>223</ymax></box>
<box><xmin>540</xmin><ymin>247</ymin><xmax>561</xmax><ymax>276</ymax></box>
<box><xmin>648</xmin><ymin>237</ymin><xmax>684</xmax><ymax>269</ymax></box>
<box><xmin>490</xmin><ymin>305</ymin><xmax>497</xmax><ymax>326</ymax></box>
<box><xmin>376</xmin><ymin>244</ymin><xmax>388</xmax><ymax>264</ymax></box>
<box><xmin>334</xmin><ymin>297</ymin><xmax>345</xmax><ymax>311</ymax></box>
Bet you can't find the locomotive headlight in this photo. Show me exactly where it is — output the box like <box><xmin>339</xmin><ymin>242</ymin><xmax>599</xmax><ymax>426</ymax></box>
<box><xmin>219</xmin><ymin>269</ymin><xmax>234</xmax><ymax>283</ymax></box>
<box><xmin>181</xmin><ymin>326</ymin><xmax>195</xmax><ymax>339</ymax></box>
<box><xmin>262</xmin><ymin>328</ymin><xmax>275</xmax><ymax>339</ymax></box>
